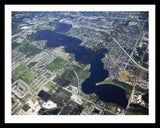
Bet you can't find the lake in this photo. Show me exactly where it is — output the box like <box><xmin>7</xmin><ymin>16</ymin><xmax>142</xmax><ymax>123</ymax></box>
<box><xmin>35</xmin><ymin>23</ymin><xmax>128</xmax><ymax>108</ymax></box>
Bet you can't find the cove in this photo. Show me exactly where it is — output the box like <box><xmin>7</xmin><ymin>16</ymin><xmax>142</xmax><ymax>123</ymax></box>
<box><xmin>34</xmin><ymin>23</ymin><xmax>128</xmax><ymax>108</ymax></box>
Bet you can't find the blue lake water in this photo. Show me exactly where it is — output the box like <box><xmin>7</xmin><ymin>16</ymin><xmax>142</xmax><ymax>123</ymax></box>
<box><xmin>35</xmin><ymin>23</ymin><xmax>128</xmax><ymax>108</ymax></box>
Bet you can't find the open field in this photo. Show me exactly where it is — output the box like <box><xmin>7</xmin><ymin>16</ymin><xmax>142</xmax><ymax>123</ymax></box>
<box><xmin>12</xmin><ymin>65</ymin><xmax>38</xmax><ymax>85</ymax></box>
<box><xmin>45</xmin><ymin>82</ymin><xmax>56</xmax><ymax>89</ymax></box>
<box><xmin>118</xmin><ymin>70</ymin><xmax>136</xmax><ymax>86</ymax></box>
<box><xmin>46</xmin><ymin>56</ymin><xmax>67</xmax><ymax>72</ymax></box>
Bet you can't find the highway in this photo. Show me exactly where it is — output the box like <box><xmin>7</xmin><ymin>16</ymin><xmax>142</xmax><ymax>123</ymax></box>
<box><xmin>125</xmin><ymin>79</ymin><xmax>137</xmax><ymax>114</ymax></box>
<box><xmin>75</xmin><ymin>23</ymin><xmax>148</xmax><ymax>72</ymax></box>
<box><xmin>112</xmin><ymin>38</ymin><xmax>148</xmax><ymax>72</ymax></box>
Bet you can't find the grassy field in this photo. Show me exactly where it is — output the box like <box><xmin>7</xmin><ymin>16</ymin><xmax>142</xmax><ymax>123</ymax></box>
<box><xmin>77</xmin><ymin>69</ymin><xmax>91</xmax><ymax>80</ymax></box>
<box><xmin>14</xmin><ymin>38</ymin><xmax>42</xmax><ymax>58</ymax></box>
<box><xmin>126</xmin><ymin>103</ymin><xmax>148</xmax><ymax>115</ymax></box>
<box><xmin>104</xmin><ymin>110</ymin><xmax>115</xmax><ymax>115</ymax></box>
<box><xmin>46</xmin><ymin>56</ymin><xmax>67</xmax><ymax>72</ymax></box>
<box><xmin>135</xmin><ymin>85</ymin><xmax>148</xmax><ymax>93</ymax></box>
<box><xmin>12</xmin><ymin>65</ymin><xmax>38</xmax><ymax>85</ymax></box>
<box><xmin>12</xmin><ymin>65</ymin><xmax>28</xmax><ymax>82</ymax></box>
<box><xmin>118</xmin><ymin>70</ymin><xmax>136</xmax><ymax>86</ymax></box>
<box><xmin>22</xmin><ymin>104</ymin><xmax>30</xmax><ymax>112</ymax></box>
<box><xmin>61</xmin><ymin>88</ymin><xmax>72</xmax><ymax>97</ymax></box>
<box><xmin>20</xmin><ymin>69</ymin><xmax>38</xmax><ymax>85</ymax></box>
<box><xmin>28</xmin><ymin>62</ymin><xmax>37</xmax><ymax>68</ymax></box>
<box><xmin>45</xmin><ymin>82</ymin><xmax>56</xmax><ymax>89</ymax></box>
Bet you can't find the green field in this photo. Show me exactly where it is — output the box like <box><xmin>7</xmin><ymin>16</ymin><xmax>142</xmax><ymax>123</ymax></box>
<box><xmin>18</xmin><ymin>43</ymin><xmax>42</xmax><ymax>58</ymax></box>
<box><xmin>77</xmin><ymin>69</ymin><xmax>91</xmax><ymax>80</ymax></box>
<box><xmin>14</xmin><ymin>38</ymin><xmax>42</xmax><ymax>58</ymax></box>
<box><xmin>12</xmin><ymin>65</ymin><xmax>38</xmax><ymax>85</ymax></box>
<box><xmin>22</xmin><ymin>104</ymin><xmax>30</xmax><ymax>112</ymax></box>
<box><xmin>135</xmin><ymin>85</ymin><xmax>148</xmax><ymax>93</ymax></box>
<box><xmin>12</xmin><ymin>65</ymin><xmax>28</xmax><ymax>82</ymax></box>
<box><xmin>20</xmin><ymin>69</ymin><xmax>38</xmax><ymax>85</ymax></box>
<box><xmin>28</xmin><ymin>62</ymin><xmax>37</xmax><ymax>68</ymax></box>
<box><xmin>45</xmin><ymin>82</ymin><xmax>56</xmax><ymax>89</ymax></box>
<box><xmin>104</xmin><ymin>110</ymin><xmax>115</xmax><ymax>115</ymax></box>
<box><xmin>126</xmin><ymin>103</ymin><xmax>148</xmax><ymax>115</ymax></box>
<box><xmin>46</xmin><ymin>56</ymin><xmax>67</xmax><ymax>72</ymax></box>
<box><xmin>61</xmin><ymin>88</ymin><xmax>72</xmax><ymax>97</ymax></box>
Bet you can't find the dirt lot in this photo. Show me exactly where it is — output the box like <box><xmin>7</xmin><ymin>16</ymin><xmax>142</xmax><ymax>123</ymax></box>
<box><xmin>118</xmin><ymin>70</ymin><xmax>136</xmax><ymax>86</ymax></box>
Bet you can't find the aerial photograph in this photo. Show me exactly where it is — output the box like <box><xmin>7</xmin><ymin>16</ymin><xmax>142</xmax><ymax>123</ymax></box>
<box><xmin>11</xmin><ymin>11</ymin><xmax>149</xmax><ymax>116</ymax></box>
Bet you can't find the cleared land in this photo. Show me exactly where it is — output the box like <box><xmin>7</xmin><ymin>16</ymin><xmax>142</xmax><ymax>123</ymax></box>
<box><xmin>118</xmin><ymin>70</ymin><xmax>136</xmax><ymax>86</ymax></box>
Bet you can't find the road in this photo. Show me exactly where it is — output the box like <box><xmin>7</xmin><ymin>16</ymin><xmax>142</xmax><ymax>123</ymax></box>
<box><xmin>64</xmin><ymin>58</ymin><xmax>81</xmax><ymax>95</ymax></box>
<box><xmin>71</xmin><ymin>21</ymin><xmax>113</xmax><ymax>33</ymax></box>
<box><xmin>72</xmin><ymin>22</ymin><xmax>148</xmax><ymax>72</ymax></box>
<box><xmin>129</xmin><ymin>24</ymin><xmax>143</xmax><ymax>59</ymax></box>
<box><xmin>62</xmin><ymin>85</ymin><xmax>116</xmax><ymax>115</ymax></box>
<box><xmin>125</xmin><ymin>79</ymin><xmax>137</xmax><ymax>114</ymax></box>
<box><xmin>125</xmin><ymin>24</ymin><xmax>144</xmax><ymax>69</ymax></box>
<box><xmin>60</xmin><ymin>56</ymin><xmax>116</xmax><ymax>115</ymax></box>
<box><xmin>112</xmin><ymin>38</ymin><xmax>148</xmax><ymax>72</ymax></box>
